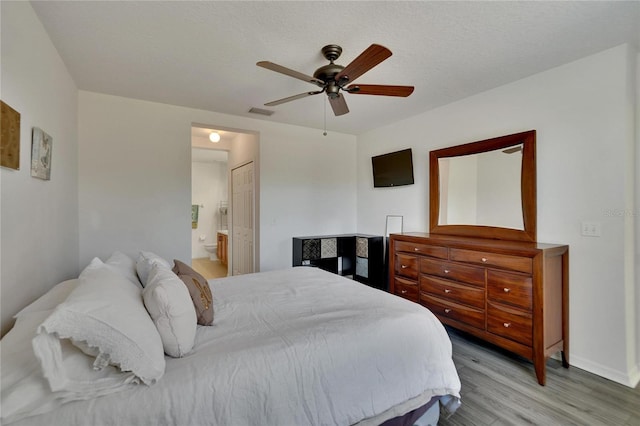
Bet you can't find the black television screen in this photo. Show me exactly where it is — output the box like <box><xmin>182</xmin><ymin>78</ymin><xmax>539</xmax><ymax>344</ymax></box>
<box><xmin>372</xmin><ymin>148</ymin><xmax>414</xmax><ymax>188</ymax></box>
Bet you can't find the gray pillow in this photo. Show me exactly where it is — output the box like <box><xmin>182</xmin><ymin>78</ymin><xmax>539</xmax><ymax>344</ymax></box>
<box><xmin>172</xmin><ymin>260</ymin><xmax>214</xmax><ymax>325</ymax></box>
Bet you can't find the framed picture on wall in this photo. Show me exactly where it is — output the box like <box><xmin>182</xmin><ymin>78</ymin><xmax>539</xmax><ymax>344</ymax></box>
<box><xmin>192</xmin><ymin>204</ymin><xmax>199</xmax><ymax>229</ymax></box>
<box><xmin>385</xmin><ymin>215</ymin><xmax>403</xmax><ymax>237</ymax></box>
<box><xmin>1</xmin><ymin>100</ymin><xmax>21</xmax><ymax>170</ymax></box>
<box><xmin>31</xmin><ymin>127</ymin><xmax>52</xmax><ymax>180</ymax></box>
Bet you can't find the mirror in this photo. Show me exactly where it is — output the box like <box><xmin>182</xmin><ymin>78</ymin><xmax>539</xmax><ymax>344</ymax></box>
<box><xmin>429</xmin><ymin>130</ymin><xmax>536</xmax><ymax>242</ymax></box>
<box><xmin>438</xmin><ymin>145</ymin><xmax>524</xmax><ymax>229</ymax></box>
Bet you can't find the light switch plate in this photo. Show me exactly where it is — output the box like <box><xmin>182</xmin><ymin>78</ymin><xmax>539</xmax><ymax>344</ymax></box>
<box><xmin>581</xmin><ymin>221</ymin><xmax>602</xmax><ymax>237</ymax></box>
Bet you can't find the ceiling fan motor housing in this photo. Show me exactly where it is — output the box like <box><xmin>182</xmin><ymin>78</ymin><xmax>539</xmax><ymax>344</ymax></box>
<box><xmin>313</xmin><ymin>63</ymin><xmax>345</xmax><ymax>83</ymax></box>
<box><xmin>314</xmin><ymin>45</ymin><xmax>347</xmax><ymax>85</ymax></box>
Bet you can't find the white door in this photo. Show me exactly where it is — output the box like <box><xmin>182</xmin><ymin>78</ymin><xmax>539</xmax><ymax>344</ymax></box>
<box><xmin>231</xmin><ymin>162</ymin><xmax>254</xmax><ymax>275</ymax></box>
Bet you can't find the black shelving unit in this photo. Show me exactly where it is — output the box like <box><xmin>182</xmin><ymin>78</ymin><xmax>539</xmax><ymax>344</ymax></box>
<box><xmin>292</xmin><ymin>234</ymin><xmax>384</xmax><ymax>290</ymax></box>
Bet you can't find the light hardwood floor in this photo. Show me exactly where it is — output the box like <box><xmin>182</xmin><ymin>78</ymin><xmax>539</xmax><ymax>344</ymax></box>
<box><xmin>191</xmin><ymin>257</ymin><xmax>227</xmax><ymax>280</ymax></box>
<box><xmin>440</xmin><ymin>327</ymin><xmax>640</xmax><ymax>426</ymax></box>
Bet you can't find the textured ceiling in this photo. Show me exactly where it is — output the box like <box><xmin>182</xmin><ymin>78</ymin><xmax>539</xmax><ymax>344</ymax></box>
<box><xmin>30</xmin><ymin>1</ymin><xmax>640</xmax><ymax>135</ymax></box>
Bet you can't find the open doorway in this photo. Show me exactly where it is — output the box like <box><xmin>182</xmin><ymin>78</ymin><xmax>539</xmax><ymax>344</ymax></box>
<box><xmin>191</xmin><ymin>143</ymin><xmax>229</xmax><ymax>279</ymax></box>
<box><xmin>190</xmin><ymin>124</ymin><xmax>258</xmax><ymax>278</ymax></box>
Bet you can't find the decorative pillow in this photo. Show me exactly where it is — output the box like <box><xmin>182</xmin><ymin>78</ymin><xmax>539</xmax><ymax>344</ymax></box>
<box><xmin>172</xmin><ymin>259</ymin><xmax>214</xmax><ymax>325</ymax></box>
<box><xmin>136</xmin><ymin>251</ymin><xmax>171</xmax><ymax>286</ymax></box>
<box><xmin>32</xmin><ymin>257</ymin><xmax>166</xmax><ymax>393</ymax></box>
<box><xmin>13</xmin><ymin>279</ymin><xmax>79</xmax><ymax>319</ymax></box>
<box><xmin>105</xmin><ymin>251</ymin><xmax>141</xmax><ymax>288</ymax></box>
<box><xmin>143</xmin><ymin>264</ymin><xmax>197</xmax><ymax>357</ymax></box>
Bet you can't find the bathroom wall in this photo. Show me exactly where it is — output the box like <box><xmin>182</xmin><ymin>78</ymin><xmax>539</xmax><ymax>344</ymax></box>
<box><xmin>191</xmin><ymin>152</ymin><xmax>228</xmax><ymax>259</ymax></box>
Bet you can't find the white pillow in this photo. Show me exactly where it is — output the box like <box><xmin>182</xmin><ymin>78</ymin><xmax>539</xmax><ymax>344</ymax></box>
<box><xmin>13</xmin><ymin>279</ymin><xmax>79</xmax><ymax>319</ymax></box>
<box><xmin>136</xmin><ymin>251</ymin><xmax>171</xmax><ymax>286</ymax></box>
<box><xmin>32</xmin><ymin>257</ymin><xmax>166</xmax><ymax>392</ymax></box>
<box><xmin>143</xmin><ymin>264</ymin><xmax>197</xmax><ymax>358</ymax></box>
<box><xmin>105</xmin><ymin>251</ymin><xmax>141</xmax><ymax>287</ymax></box>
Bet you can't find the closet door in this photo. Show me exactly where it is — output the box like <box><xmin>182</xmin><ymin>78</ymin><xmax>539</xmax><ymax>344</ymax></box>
<box><xmin>231</xmin><ymin>161</ymin><xmax>254</xmax><ymax>275</ymax></box>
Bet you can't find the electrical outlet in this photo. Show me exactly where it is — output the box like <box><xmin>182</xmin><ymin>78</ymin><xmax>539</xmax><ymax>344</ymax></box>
<box><xmin>581</xmin><ymin>221</ymin><xmax>602</xmax><ymax>237</ymax></box>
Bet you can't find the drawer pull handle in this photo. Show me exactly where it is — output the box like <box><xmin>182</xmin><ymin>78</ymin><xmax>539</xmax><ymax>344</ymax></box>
<box><xmin>444</xmin><ymin>308</ymin><xmax>452</xmax><ymax>314</ymax></box>
<box><xmin>481</xmin><ymin>257</ymin><xmax>488</xmax><ymax>263</ymax></box>
<box><xmin>444</xmin><ymin>269</ymin><xmax>450</xmax><ymax>274</ymax></box>
<box><xmin>503</xmin><ymin>322</ymin><xmax>511</xmax><ymax>328</ymax></box>
<box><xmin>414</xmin><ymin>248</ymin><xmax>420</xmax><ymax>252</ymax></box>
<box><xmin>444</xmin><ymin>289</ymin><xmax>452</xmax><ymax>293</ymax></box>
<box><xmin>401</xmin><ymin>289</ymin><xmax>407</xmax><ymax>295</ymax></box>
<box><xmin>503</xmin><ymin>288</ymin><xmax>511</xmax><ymax>293</ymax></box>
<box><xmin>401</xmin><ymin>265</ymin><xmax>408</xmax><ymax>269</ymax></box>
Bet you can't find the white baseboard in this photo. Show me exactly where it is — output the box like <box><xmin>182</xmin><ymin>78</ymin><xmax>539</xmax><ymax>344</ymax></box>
<box><xmin>628</xmin><ymin>364</ymin><xmax>640</xmax><ymax>388</ymax></box>
<box><xmin>570</xmin><ymin>354</ymin><xmax>640</xmax><ymax>388</ymax></box>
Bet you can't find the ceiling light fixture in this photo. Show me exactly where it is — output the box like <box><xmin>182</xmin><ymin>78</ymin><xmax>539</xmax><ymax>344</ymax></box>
<box><xmin>209</xmin><ymin>132</ymin><xmax>221</xmax><ymax>143</ymax></box>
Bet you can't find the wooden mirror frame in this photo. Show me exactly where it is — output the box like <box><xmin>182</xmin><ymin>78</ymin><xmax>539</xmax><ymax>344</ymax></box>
<box><xmin>429</xmin><ymin>130</ymin><xmax>537</xmax><ymax>242</ymax></box>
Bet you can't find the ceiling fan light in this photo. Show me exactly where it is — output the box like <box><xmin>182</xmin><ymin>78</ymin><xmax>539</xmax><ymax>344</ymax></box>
<box><xmin>209</xmin><ymin>132</ymin><xmax>221</xmax><ymax>143</ymax></box>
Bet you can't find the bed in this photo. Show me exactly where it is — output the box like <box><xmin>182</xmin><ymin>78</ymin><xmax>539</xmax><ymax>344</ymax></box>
<box><xmin>1</xmin><ymin>254</ymin><xmax>461</xmax><ymax>426</ymax></box>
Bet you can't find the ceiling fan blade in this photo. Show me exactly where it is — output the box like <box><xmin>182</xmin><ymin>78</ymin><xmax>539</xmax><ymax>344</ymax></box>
<box><xmin>329</xmin><ymin>94</ymin><xmax>349</xmax><ymax>116</ymax></box>
<box><xmin>335</xmin><ymin>44</ymin><xmax>392</xmax><ymax>84</ymax></box>
<box><xmin>347</xmin><ymin>84</ymin><xmax>414</xmax><ymax>97</ymax></box>
<box><xmin>257</xmin><ymin>61</ymin><xmax>324</xmax><ymax>87</ymax></box>
<box><xmin>264</xmin><ymin>90</ymin><xmax>323</xmax><ymax>106</ymax></box>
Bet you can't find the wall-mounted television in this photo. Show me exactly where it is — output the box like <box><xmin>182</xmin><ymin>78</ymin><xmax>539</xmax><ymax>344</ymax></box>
<box><xmin>372</xmin><ymin>148</ymin><xmax>414</xmax><ymax>188</ymax></box>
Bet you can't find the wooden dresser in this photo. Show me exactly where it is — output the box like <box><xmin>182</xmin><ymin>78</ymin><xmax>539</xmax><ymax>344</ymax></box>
<box><xmin>390</xmin><ymin>232</ymin><xmax>569</xmax><ymax>385</ymax></box>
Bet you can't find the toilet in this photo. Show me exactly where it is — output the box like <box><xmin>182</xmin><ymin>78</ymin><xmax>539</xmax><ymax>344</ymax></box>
<box><xmin>203</xmin><ymin>243</ymin><xmax>218</xmax><ymax>261</ymax></box>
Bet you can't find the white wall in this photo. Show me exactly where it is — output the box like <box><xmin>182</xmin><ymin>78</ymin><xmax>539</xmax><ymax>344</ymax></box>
<box><xmin>357</xmin><ymin>44</ymin><xmax>639</xmax><ymax>387</ymax></box>
<box><xmin>78</xmin><ymin>91</ymin><xmax>357</xmax><ymax>273</ymax></box>
<box><xmin>191</xmin><ymin>159</ymin><xmax>228</xmax><ymax>259</ymax></box>
<box><xmin>0</xmin><ymin>1</ymin><xmax>79</xmax><ymax>336</ymax></box>
<box><xmin>258</xmin><ymin>127</ymin><xmax>357</xmax><ymax>269</ymax></box>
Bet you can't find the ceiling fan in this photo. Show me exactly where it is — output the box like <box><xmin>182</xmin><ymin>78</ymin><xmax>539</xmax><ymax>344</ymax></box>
<box><xmin>257</xmin><ymin>44</ymin><xmax>414</xmax><ymax>116</ymax></box>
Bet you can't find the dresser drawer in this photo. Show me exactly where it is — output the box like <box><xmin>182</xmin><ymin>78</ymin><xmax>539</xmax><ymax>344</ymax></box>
<box><xmin>395</xmin><ymin>253</ymin><xmax>418</xmax><ymax>280</ymax></box>
<box><xmin>487</xmin><ymin>302</ymin><xmax>532</xmax><ymax>346</ymax></box>
<box><xmin>487</xmin><ymin>270</ymin><xmax>532</xmax><ymax>311</ymax></box>
<box><xmin>421</xmin><ymin>294</ymin><xmax>485</xmax><ymax>330</ymax></box>
<box><xmin>394</xmin><ymin>277</ymin><xmax>418</xmax><ymax>303</ymax></box>
<box><xmin>420</xmin><ymin>275</ymin><xmax>485</xmax><ymax>309</ymax></box>
<box><xmin>420</xmin><ymin>258</ymin><xmax>485</xmax><ymax>287</ymax></box>
<box><xmin>450</xmin><ymin>248</ymin><xmax>532</xmax><ymax>274</ymax></box>
<box><xmin>394</xmin><ymin>241</ymin><xmax>448</xmax><ymax>259</ymax></box>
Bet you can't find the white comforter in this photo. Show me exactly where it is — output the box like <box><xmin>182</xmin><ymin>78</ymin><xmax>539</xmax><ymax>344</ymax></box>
<box><xmin>6</xmin><ymin>267</ymin><xmax>460</xmax><ymax>425</ymax></box>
